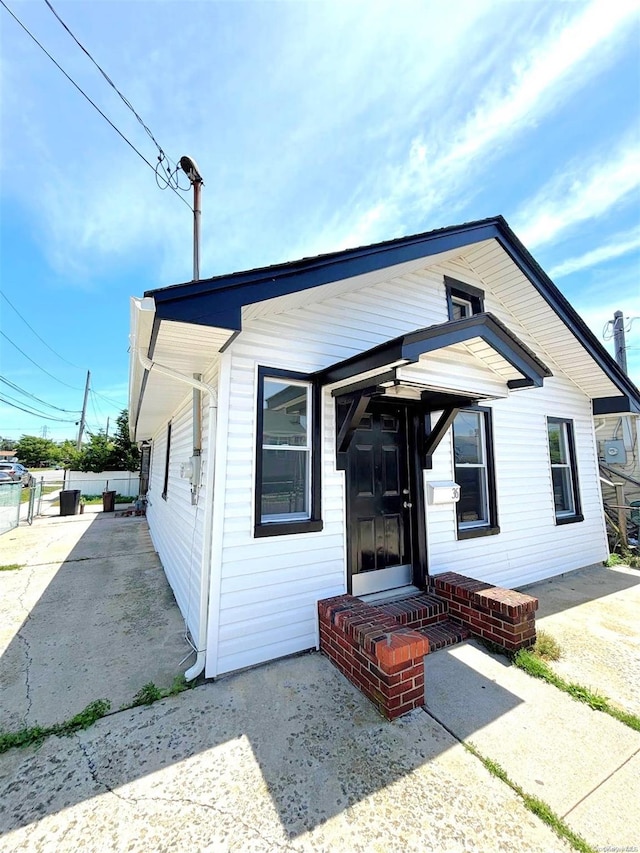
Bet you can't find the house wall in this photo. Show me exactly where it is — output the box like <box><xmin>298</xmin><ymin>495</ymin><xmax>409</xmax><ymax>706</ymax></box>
<box><xmin>146</xmin><ymin>365</ymin><xmax>218</xmax><ymax>648</ymax></box>
<box><xmin>207</xmin><ymin>260</ymin><xmax>609</xmax><ymax>676</ymax></box>
<box><xmin>426</xmin><ymin>375</ymin><xmax>607</xmax><ymax>589</ymax></box>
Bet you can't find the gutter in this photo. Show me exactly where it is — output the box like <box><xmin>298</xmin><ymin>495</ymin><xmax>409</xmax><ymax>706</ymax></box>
<box><xmin>131</xmin><ymin>298</ymin><xmax>217</xmax><ymax>681</ymax></box>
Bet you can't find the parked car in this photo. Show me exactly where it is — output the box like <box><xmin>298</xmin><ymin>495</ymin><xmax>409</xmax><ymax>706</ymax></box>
<box><xmin>0</xmin><ymin>470</ymin><xmax>14</xmax><ymax>483</ymax></box>
<box><xmin>0</xmin><ymin>462</ymin><xmax>30</xmax><ymax>486</ymax></box>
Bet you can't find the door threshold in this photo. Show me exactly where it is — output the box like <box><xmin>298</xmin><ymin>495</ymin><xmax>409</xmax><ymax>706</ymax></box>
<box><xmin>358</xmin><ymin>585</ymin><xmax>421</xmax><ymax>604</ymax></box>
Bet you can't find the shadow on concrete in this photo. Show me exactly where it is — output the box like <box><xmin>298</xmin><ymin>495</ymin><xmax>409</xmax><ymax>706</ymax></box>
<box><xmin>0</xmin><ymin>649</ymin><xmax>526</xmax><ymax>840</ymax></box>
<box><xmin>0</xmin><ymin>513</ymin><xmax>529</xmax><ymax>840</ymax></box>
<box><xmin>519</xmin><ymin>563</ymin><xmax>640</xmax><ymax>619</ymax></box>
<box><xmin>424</xmin><ymin>645</ymin><xmax>522</xmax><ymax>740</ymax></box>
<box><xmin>0</xmin><ymin>512</ymin><xmax>192</xmax><ymax>733</ymax></box>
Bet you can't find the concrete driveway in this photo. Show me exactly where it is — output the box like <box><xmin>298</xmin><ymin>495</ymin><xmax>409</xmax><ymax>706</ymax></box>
<box><xmin>1</xmin><ymin>516</ymin><xmax>638</xmax><ymax>852</ymax></box>
<box><xmin>0</xmin><ymin>508</ymin><xmax>192</xmax><ymax>731</ymax></box>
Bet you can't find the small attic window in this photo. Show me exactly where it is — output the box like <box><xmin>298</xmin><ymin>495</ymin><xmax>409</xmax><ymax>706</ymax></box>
<box><xmin>445</xmin><ymin>277</ymin><xmax>485</xmax><ymax>321</ymax></box>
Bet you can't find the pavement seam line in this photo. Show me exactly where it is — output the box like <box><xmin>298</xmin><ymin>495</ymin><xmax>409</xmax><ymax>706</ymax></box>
<box><xmin>15</xmin><ymin>566</ymin><xmax>36</xmax><ymax>726</ymax></box>
<box><xmin>561</xmin><ymin>745</ymin><xmax>640</xmax><ymax>820</ymax></box>
<box><xmin>17</xmin><ymin>550</ymin><xmax>158</xmax><ymax>570</ymax></box>
<box><xmin>420</xmin><ymin>705</ymin><xmax>594</xmax><ymax>853</ymax></box>
<box><xmin>73</xmin><ymin>732</ymin><xmax>299</xmax><ymax>852</ymax></box>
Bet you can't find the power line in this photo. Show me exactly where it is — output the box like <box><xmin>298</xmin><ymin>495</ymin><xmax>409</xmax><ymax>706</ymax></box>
<box><xmin>0</xmin><ymin>375</ymin><xmax>81</xmax><ymax>413</ymax></box>
<box><xmin>43</xmin><ymin>0</ymin><xmax>179</xmax><ymax>175</ymax></box>
<box><xmin>92</xmin><ymin>389</ymin><xmax>127</xmax><ymax>409</ymax></box>
<box><xmin>0</xmin><ymin>394</ymin><xmax>78</xmax><ymax>422</ymax></box>
<box><xmin>0</xmin><ymin>290</ymin><xmax>83</xmax><ymax>368</ymax></box>
<box><xmin>0</xmin><ymin>0</ymin><xmax>192</xmax><ymax>211</ymax></box>
<box><xmin>0</xmin><ymin>330</ymin><xmax>83</xmax><ymax>390</ymax></box>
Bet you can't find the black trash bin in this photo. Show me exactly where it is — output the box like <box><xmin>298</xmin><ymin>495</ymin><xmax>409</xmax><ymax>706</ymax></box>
<box><xmin>60</xmin><ymin>489</ymin><xmax>81</xmax><ymax>516</ymax></box>
<box><xmin>102</xmin><ymin>490</ymin><xmax>116</xmax><ymax>512</ymax></box>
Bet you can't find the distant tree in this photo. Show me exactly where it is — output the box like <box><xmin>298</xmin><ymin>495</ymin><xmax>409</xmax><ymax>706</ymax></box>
<box><xmin>108</xmin><ymin>410</ymin><xmax>139</xmax><ymax>471</ymax></box>
<box><xmin>56</xmin><ymin>439</ymin><xmax>81</xmax><ymax>469</ymax></box>
<box><xmin>0</xmin><ymin>437</ymin><xmax>15</xmax><ymax>451</ymax></box>
<box><xmin>77</xmin><ymin>431</ymin><xmax>114</xmax><ymax>473</ymax></box>
<box><xmin>14</xmin><ymin>435</ymin><xmax>57</xmax><ymax>467</ymax></box>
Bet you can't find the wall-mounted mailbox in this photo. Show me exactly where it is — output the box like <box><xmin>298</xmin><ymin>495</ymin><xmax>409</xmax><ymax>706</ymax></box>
<box><xmin>428</xmin><ymin>481</ymin><xmax>461</xmax><ymax>504</ymax></box>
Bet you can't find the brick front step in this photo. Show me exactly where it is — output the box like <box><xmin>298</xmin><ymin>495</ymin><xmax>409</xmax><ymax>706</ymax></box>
<box><xmin>377</xmin><ymin>592</ymin><xmax>448</xmax><ymax>630</ymax></box>
<box><xmin>417</xmin><ymin>618</ymin><xmax>471</xmax><ymax>651</ymax></box>
<box><xmin>318</xmin><ymin>573</ymin><xmax>537</xmax><ymax>720</ymax></box>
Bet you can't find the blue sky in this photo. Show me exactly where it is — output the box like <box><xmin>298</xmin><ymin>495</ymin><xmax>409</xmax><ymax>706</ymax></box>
<box><xmin>1</xmin><ymin>0</ymin><xmax>639</xmax><ymax>442</ymax></box>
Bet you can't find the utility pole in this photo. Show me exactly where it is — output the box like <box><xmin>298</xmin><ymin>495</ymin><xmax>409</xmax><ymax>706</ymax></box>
<box><xmin>105</xmin><ymin>416</ymin><xmax>110</xmax><ymax>439</ymax></box>
<box><xmin>76</xmin><ymin>370</ymin><xmax>90</xmax><ymax>451</ymax></box>
<box><xmin>613</xmin><ymin>310</ymin><xmax>628</xmax><ymax>373</ymax></box>
<box><xmin>179</xmin><ymin>155</ymin><xmax>203</xmax><ymax>281</ymax></box>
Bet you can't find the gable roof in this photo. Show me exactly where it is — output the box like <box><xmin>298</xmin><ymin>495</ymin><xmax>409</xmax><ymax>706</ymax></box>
<box><xmin>131</xmin><ymin>216</ymin><xmax>640</xmax><ymax>439</ymax></box>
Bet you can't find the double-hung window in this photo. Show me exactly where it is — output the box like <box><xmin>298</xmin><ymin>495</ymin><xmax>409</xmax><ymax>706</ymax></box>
<box><xmin>452</xmin><ymin>407</ymin><xmax>499</xmax><ymax>539</ymax></box>
<box><xmin>255</xmin><ymin>368</ymin><xmax>322</xmax><ymax>537</ymax></box>
<box><xmin>547</xmin><ymin>417</ymin><xmax>582</xmax><ymax>524</ymax></box>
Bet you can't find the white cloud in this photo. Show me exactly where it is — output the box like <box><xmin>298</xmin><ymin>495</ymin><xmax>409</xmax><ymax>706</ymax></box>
<box><xmin>515</xmin><ymin>142</ymin><xmax>640</xmax><ymax>249</ymax></box>
<box><xmin>297</xmin><ymin>0</ymin><xmax>639</xmax><ymax>256</ymax></box>
<box><xmin>549</xmin><ymin>229</ymin><xmax>640</xmax><ymax>278</ymax></box>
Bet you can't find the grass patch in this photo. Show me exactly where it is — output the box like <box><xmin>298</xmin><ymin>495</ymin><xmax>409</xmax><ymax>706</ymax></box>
<box><xmin>604</xmin><ymin>551</ymin><xmax>640</xmax><ymax>569</ymax></box>
<box><xmin>82</xmin><ymin>494</ymin><xmax>137</xmax><ymax>505</ymax></box>
<box><xmin>19</xmin><ymin>485</ymin><xmax>60</xmax><ymax>504</ymax></box>
<box><xmin>0</xmin><ymin>563</ymin><xmax>24</xmax><ymax>572</ymax></box>
<box><xmin>0</xmin><ymin>699</ymin><xmax>111</xmax><ymax>754</ymax></box>
<box><xmin>464</xmin><ymin>741</ymin><xmax>595</xmax><ymax>853</ymax></box>
<box><xmin>532</xmin><ymin>629</ymin><xmax>561</xmax><ymax>661</ymax></box>
<box><xmin>514</xmin><ymin>649</ymin><xmax>640</xmax><ymax>731</ymax></box>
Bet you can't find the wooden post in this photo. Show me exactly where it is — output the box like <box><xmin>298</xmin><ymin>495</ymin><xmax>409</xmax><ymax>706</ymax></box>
<box><xmin>614</xmin><ymin>481</ymin><xmax>627</xmax><ymax>548</ymax></box>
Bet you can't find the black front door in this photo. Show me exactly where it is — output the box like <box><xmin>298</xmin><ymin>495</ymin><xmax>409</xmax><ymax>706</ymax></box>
<box><xmin>346</xmin><ymin>400</ymin><xmax>415</xmax><ymax>596</ymax></box>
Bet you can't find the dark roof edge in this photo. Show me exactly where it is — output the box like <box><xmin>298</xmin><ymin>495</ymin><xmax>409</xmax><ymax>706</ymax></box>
<box><xmin>145</xmin><ymin>216</ymin><xmax>503</xmax><ymax>301</ymax></box>
<box><xmin>491</xmin><ymin>219</ymin><xmax>640</xmax><ymax>407</ymax></box>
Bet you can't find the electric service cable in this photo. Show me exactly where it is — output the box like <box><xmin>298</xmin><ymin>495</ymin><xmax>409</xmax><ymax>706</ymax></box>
<box><xmin>0</xmin><ymin>290</ymin><xmax>84</xmax><ymax>369</ymax></box>
<box><xmin>0</xmin><ymin>330</ymin><xmax>83</xmax><ymax>390</ymax></box>
<box><xmin>0</xmin><ymin>0</ymin><xmax>192</xmax><ymax>211</ymax></box>
<box><xmin>0</xmin><ymin>394</ymin><xmax>78</xmax><ymax>422</ymax></box>
<box><xmin>0</xmin><ymin>375</ymin><xmax>81</xmax><ymax>413</ymax></box>
<box><xmin>43</xmin><ymin>0</ymin><xmax>178</xmax><ymax>174</ymax></box>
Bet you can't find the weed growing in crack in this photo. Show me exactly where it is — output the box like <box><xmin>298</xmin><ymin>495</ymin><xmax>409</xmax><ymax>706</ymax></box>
<box><xmin>0</xmin><ymin>564</ymin><xmax>24</xmax><ymax>572</ymax></box>
<box><xmin>514</xmin><ymin>649</ymin><xmax>640</xmax><ymax>731</ymax></box>
<box><xmin>464</xmin><ymin>741</ymin><xmax>595</xmax><ymax>853</ymax></box>
<box><xmin>0</xmin><ymin>699</ymin><xmax>111</xmax><ymax>754</ymax></box>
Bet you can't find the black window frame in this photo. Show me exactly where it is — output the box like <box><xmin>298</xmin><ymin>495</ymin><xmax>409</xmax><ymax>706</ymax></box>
<box><xmin>162</xmin><ymin>422</ymin><xmax>172</xmax><ymax>500</ymax></box>
<box><xmin>445</xmin><ymin>276</ymin><xmax>485</xmax><ymax>320</ymax></box>
<box><xmin>547</xmin><ymin>417</ymin><xmax>583</xmax><ymax>525</ymax></box>
<box><xmin>452</xmin><ymin>405</ymin><xmax>500</xmax><ymax>540</ymax></box>
<box><xmin>254</xmin><ymin>366</ymin><xmax>323</xmax><ymax>538</ymax></box>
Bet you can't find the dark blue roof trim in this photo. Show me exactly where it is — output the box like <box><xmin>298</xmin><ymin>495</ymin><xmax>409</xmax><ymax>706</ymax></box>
<box><xmin>148</xmin><ymin>218</ymin><xmax>502</xmax><ymax>330</ymax></box>
<box><xmin>314</xmin><ymin>313</ymin><xmax>551</xmax><ymax>389</ymax></box>
<box><xmin>146</xmin><ymin>214</ymin><xmax>639</xmax><ymax>408</ymax></box>
<box><xmin>593</xmin><ymin>396</ymin><xmax>640</xmax><ymax>415</ymax></box>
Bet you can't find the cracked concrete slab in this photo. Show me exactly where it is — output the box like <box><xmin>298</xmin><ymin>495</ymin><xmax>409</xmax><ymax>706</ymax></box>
<box><xmin>0</xmin><ymin>512</ymin><xmax>191</xmax><ymax>731</ymax></box>
<box><xmin>0</xmin><ymin>653</ymin><xmax>571</xmax><ymax>853</ymax></box>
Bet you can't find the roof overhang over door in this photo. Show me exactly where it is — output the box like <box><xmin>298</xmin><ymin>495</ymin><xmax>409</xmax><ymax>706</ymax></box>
<box><xmin>315</xmin><ymin>312</ymin><xmax>552</xmax><ymax>394</ymax></box>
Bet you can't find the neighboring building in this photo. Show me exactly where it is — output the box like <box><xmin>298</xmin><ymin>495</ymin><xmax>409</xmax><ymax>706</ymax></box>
<box><xmin>128</xmin><ymin>215</ymin><xmax>640</xmax><ymax>680</ymax></box>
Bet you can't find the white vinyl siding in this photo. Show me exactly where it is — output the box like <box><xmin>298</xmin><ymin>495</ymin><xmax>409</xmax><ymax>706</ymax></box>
<box><xmin>426</xmin><ymin>374</ymin><xmax>606</xmax><ymax>589</ymax></box>
<box><xmin>146</xmin><ymin>365</ymin><xmax>218</xmax><ymax>647</ymax></box>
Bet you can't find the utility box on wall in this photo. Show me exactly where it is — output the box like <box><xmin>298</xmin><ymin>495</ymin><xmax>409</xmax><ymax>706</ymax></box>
<box><xmin>428</xmin><ymin>481</ymin><xmax>461</xmax><ymax>505</ymax></box>
<box><xmin>603</xmin><ymin>440</ymin><xmax>627</xmax><ymax>465</ymax></box>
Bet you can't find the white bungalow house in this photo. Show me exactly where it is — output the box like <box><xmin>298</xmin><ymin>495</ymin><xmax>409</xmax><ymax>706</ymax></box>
<box><xmin>128</xmin><ymin>216</ymin><xmax>640</xmax><ymax>681</ymax></box>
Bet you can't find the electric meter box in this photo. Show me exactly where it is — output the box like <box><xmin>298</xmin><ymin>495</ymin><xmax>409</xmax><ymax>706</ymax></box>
<box><xmin>428</xmin><ymin>481</ymin><xmax>461</xmax><ymax>505</ymax></box>
<box><xmin>603</xmin><ymin>440</ymin><xmax>627</xmax><ymax>465</ymax></box>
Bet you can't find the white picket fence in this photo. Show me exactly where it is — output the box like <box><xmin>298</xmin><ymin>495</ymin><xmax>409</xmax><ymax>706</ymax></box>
<box><xmin>64</xmin><ymin>470</ymin><xmax>140</xmax><ymax>497</ymax></box>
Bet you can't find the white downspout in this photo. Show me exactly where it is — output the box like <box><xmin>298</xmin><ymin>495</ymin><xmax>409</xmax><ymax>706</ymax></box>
<box><xmin>135</xmin><ymin>346</ymin><xmax>218</xmax><ymax>681</ymax></box>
